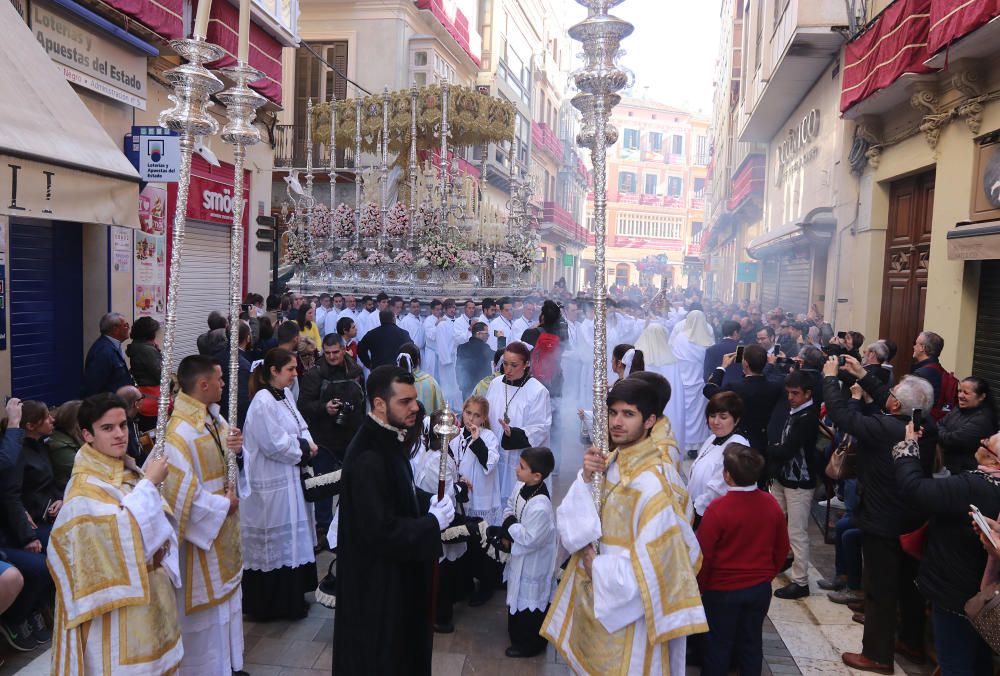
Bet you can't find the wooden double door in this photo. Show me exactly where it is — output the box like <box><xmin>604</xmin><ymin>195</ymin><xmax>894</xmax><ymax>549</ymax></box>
<box><xmin>879</xmin><ymin>170</ymin><xmax>935</xmax><ymax>377</ymax></box>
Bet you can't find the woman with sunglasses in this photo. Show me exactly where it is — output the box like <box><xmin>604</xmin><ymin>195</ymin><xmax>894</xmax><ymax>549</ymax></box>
<box><xmin>892</xmin><ymin>426</ymin><xmax>1000</xmax><ymax>675</ymax></box>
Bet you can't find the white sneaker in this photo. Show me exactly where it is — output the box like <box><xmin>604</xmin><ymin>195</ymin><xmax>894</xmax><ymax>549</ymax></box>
<box><xmin>822</xmin><ymin>496</ymin><xmax>847</xmax><ymax>510</ymax></box>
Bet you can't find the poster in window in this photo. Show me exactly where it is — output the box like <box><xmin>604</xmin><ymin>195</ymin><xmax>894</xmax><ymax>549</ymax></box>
<box><xmin>135</xmin><ymin>183</ymin><xmax>166</xmax><ymax>323</ymax></box>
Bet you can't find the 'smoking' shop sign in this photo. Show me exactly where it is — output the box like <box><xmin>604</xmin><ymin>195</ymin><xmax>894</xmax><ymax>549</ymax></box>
<box><xmin>31</xmin><ymin>0</ymin><xmax>147</xmax><ymax>109</ymax></box>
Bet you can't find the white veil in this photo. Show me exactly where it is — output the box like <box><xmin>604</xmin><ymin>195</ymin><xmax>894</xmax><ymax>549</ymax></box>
<box><xmin>683</xmin><ymin>310</ymin><xmax>715</xmax><ymax>347</ymax></box>
<box><xmin>635</xmin><ymin>322</ymin><xmax>675</xmax><ymax>366</ymax></box>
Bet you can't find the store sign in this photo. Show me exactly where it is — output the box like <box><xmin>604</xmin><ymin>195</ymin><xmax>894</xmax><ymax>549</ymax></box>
<box><xmin>736</xmin><ymin>261</ymin><xmax>759</xmax><ymax>283</ymax></box>
<box><xmin>187</xmin><ymin>174</ymin><xmax>249</xmax><ymax>225</ymax></box>
<box><xmin>126</xmin><ymin>127</ymin><xmax>180</xmax><ymax>182</ymax></box>
<box><xmin>31</xmin><ymin>0</ymin><xmax>147</xmax><ymax>109</ymax></box>
<box><xmin>776</xmin><ymin>109</ymin><xmax>821</xmax><ymax>186</ymax></box>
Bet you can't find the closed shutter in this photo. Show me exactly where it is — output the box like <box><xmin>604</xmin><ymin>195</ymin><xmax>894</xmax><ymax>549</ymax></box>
<box><xmin>9</xmin><ymin>221</ymin><xmax>83</xmax><ymax>404</ymax></box>
<box><xmin>760</xmin><ymin>260</ymin><xmax>779</xmax><ymax>309</ymax></box>
<box><xmin>174</xmin><ymin>220</ymin><xmax>232</xmax><ymax>358</ymax></box>
<box><xmin>778</xmin><ymin>255</ymin><xmax>812</xmax><ymax>315</ymax></box>
<box><xmin>973</xmin><ymin>260</ymin><xmax>1000</xmax><ymax>416</ymax></box>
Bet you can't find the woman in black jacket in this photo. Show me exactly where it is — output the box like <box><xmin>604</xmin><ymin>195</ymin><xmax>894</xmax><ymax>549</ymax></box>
<box><xmin>893</xmin><ymin>425</ymin><xmax>1000</xmax><ymax>676</ymax></box>
<box><xmin>126</xmin><ymin>316</ymin><xmax>162</xmax><ymax>430</ymax></box>
<box><xmin>937</xmin><ymin>376</ymin><xmax>996</xmax><ymax>473</ymax></box>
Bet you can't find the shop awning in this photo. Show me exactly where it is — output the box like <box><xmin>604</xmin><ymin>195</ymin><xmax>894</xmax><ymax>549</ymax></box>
<box><xmin>0</xmin><ymin>0</ymin><xmax>140</xmax><ymax>226</ymax></box>
<box><xmin>746</xmin><ymin>207</ymin><xmax>836</xmax><ymax>259</ymax></box>
<box><xmin>947</xmin><ymin>220</ymin><xmax>1000</xmax><ymax>260</ymax></box>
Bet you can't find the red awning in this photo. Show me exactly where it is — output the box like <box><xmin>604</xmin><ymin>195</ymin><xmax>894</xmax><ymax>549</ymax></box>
<box><xmin>928</xmin><ymin>0</ymin><xmax>1000</xmax><ymax>54</ymax></box>
<box><xmin>196</xmin><ymin>0</ymin><xmax>283</xmax><ymax>105</ymax></box>
<box><xmin>102</xmin><ymin>0</ymin><xmax>184</xmax><ymax>39</ymax></box>
<box><xmin>840</xmin><ymin>0</ymin><xmax>934</xmax><ymax>113</ymax></box>
<box><xmin>726</xmin><ymin>154</ymin><xmax>764</xmax><ymax>212</ymax></box>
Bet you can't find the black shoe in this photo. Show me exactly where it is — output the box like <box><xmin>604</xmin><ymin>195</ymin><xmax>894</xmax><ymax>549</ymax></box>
<box><xmin>433</xmin><ymin>622</ymin><xmax>454</xmax><ymax>634</ymax></box>
<box><xmin>505</xmin><ymin>645</ymin><xmax>545</xmax><ymax>658</ymax></box>
<box><xmin>774</xmin><ymin>582</ymin><xmax>810</xmax><ymax>600</ymax></box>
<box><xmin>468</xmin><ymin>587</ymin><xmax>493</xmax><ymax>607</ymax></box>
<box><xmin>1</xmin><ymin>619</ymin><xmax>38</xmax><ymax>651</ymax></box>
<box><xmin>233</xmin><ymin>671</ymin><xmax>250</xmax><ymax>676</ymax></box>
<box><xmin>29</xmin><ymin>612</ymin><xmax>51</xmax><ymax>644</ymax></box>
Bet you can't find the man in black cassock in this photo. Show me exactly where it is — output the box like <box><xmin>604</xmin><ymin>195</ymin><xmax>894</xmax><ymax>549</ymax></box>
<box><xmin>333</xmin><ymin>365</ymin><xmax>455</xmax><ymax>675</ymax></box>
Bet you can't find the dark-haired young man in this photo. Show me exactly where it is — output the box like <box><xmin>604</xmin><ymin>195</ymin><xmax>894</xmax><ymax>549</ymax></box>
<box><xmin>767</xmin><ymin>369</ymin><xmax>820</xmax><ymax>600</ymax></box>
<box><xmin>48</xmin><ymin>394</ymin><xmax>181</xmax><ymax>673</ymax></box>
<box><xmin>334</xmin><ymin>366</ymin><xmax>454</xmax><ymax>676</ymax></box>
<box><xmin>704</xmin><ymin>320</ymin><xmax>741</xmax><ymax>381</ymax></box>
<box><xmin>543</xmin><ymin>379</ymin><xmax>706</xmax><ymax>672</ymax></box>
<box><xmin>703</xmin><ymin>344</ymin><xmax>784</xmax><ymax>453</ymax></box>
<box><xmin>160</xmin><ymin>355</ymin><xmax>245</xmax><ymax>674</ymax></box>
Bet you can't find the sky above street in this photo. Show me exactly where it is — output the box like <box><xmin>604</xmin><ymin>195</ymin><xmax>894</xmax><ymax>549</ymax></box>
<box><xmin>563</xmin><ymin>0</ymin><xmax>721</xmax><ymax>116</ymax></box>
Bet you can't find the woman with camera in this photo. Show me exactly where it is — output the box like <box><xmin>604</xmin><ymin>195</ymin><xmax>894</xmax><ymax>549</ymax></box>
<box><xmin>892</xmin><ymin>425</ymin><xmax>1000</xmax><ymax>675</ymax></box>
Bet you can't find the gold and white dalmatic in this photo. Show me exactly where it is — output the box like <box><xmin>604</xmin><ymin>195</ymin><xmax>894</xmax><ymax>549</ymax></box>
<box><xmin>47</xmin><ymin>444</ymin><xmax>183</xmax><ymax>675</ymax></box>
<box><xmin>542</xmin><ymin>432</ymin><xmax>707</xmax><ymax>675</ymax></box>
<box><xmin>161</xmin><ymin>392</ymin><xmax>245</xmax><ymax>675</ymax></box>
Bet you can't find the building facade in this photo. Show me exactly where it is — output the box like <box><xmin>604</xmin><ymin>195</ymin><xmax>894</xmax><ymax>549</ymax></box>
<box><xmin>582</xmin><ymin>97</ymin><xmax>710</xmax><ymax>291</ymax></box>
<box><xmin>2</xmin><ymin>0</ymin><xmax>293</xmax><ymax>404</ymax></box>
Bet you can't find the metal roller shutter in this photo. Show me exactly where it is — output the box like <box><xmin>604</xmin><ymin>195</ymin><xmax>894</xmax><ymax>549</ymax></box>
<box><xmin>174</xmin><ymin>220</ymin><xmax>232</xmax><ymax>358</ymax></box>
<box><xmin>9</xmin><ymin>221</ymin><xmax>83</xmax><ymax>404</ymax></box>
<box><xmin>760</xmin><ymin>260</ymin><xmax>779</xmax><ymax>310</ymax></box>
<box><xmin>778</xmin><ymin>255</ymin><xmax>812</xmax><ymax>316</ymax></box>
<box><xmin>973</xmin><ymin>260</ymin><xmax>1000</xmax><ymax>416</ymax></box>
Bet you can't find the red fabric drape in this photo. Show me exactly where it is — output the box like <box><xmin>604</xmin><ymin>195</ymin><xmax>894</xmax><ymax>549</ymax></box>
<box><xmin>103</xmin><ymin>0</ymin><xmax>184</xmax><ymax>39</ymax></box>
<box><xmin>195</xmin><ymin>0</ymin><xmax>283</xmax><ymax>105</ymax></box>
<box><xmin>928</xmin><ymin>0</ymin><xmax>1000</xmax><ymax>54</ymax></box>
<box><xmin>840</xmin><ymin>0</ymin><xmax>934</xmax><ymax>113</ymax></box>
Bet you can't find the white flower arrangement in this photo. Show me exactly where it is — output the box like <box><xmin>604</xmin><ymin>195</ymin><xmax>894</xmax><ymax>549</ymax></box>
<box><xmin>494</xmin><ymin>251</ymin><xmax>516</xmax><ymax>268</ymax></box>
<box><xmin>332</xmin><ymin>203</ymin><xmax>355</xmax><ymax>238</ymax></box>
<box><xmin>385</xmin><ymin>202</ymin><xmax>410</xmax><ymax>238</ymax></box>
<box><xmin>309</xmin><ymin>204</ymin><xmax>332</xmax><ymax>238</ymax></box>
<box><xmin>359</xmin><ymin>202</ymin><xmax>382</xmax><ymax>238</ymax></box>
<box><xmin>285</xmin><ymin>233</ymin><xmax>312</xmax><ymax>266</ymax></box>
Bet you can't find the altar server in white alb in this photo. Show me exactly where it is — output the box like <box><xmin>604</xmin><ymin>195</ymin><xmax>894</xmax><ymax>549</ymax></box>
<box><xmin>452</xmin><ymin>395</ymin><xmax>502</xmax><ymax>526</ymax></box>
<box><xmin>159</xmin><ymin>355</ymin><xmax>245</xmax><ymax>675</ymax></box>
<box><xmin>485</xmin><ymin>341</ymin><xmax>552</xmax><ymax>504</ymax></box>
<box><xmin>493</xmin><ymin>446</ymin><xmax>557</xmax><ymax>658</ymax></box>
<box><xmin>239</xmin><ymin>348</ymin><xmax>318</xmax><ymax>621</ymax></box>
<box><xmin>422</xmin><ymin>299</ymin><xmax>443</xmax><ymax>381</ymax></box>
<box><xmin>436</xmin><ymin>299</ymin><xmax>463</xmax><ymax>410</ymax></box>
<box><xmin>542</xmin><ymin>379</ymin><xmax>707</xmax><ymax>674</ymax></box>
<box><xmin>48</xmin><ymin>393</ymin><xmax>183</xmax><ymax>675</ymax></box>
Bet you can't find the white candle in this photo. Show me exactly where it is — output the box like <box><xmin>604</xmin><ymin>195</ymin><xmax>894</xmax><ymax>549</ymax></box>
<box><xmin>193</xmin><ymin>0</ymin><xmax>212</xmax><ymax>40</ymax></box>
<box><xmin>238</xmin><ymin>0</ymin><xmax>250</xmax><ymax>62</ymax></box>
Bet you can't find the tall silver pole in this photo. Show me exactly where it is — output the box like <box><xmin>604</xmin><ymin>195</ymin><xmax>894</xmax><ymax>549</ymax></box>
<box><xmin>439</xmin><ymin>82</ymin><xmax>450</xmax><ymax>234</ymax></box>
<box><xmin>409</xmin><ymin>83</ymin><xmax>419</xmax><ymax>249</ymax></box>
<box><xmin>354</xmin><ymin>98</ymin><xmax>363</xmax><ymax>248</ymax></box>
<box><xmin>153</xmin><ymin>38</ymin><xmax>224</xmax><ymax>462</ymax></box>
<box><xmin>217</xmin><ymin>61</ymin><xmax>266</xmax><ymax>488</ymax></box>
<box><xmin>329</xmin><ymin>91</ymin><xmax>337</xmax><ymax>209</ymax></box>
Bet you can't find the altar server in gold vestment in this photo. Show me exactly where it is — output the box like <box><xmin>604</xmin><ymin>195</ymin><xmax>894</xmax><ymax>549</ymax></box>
<box><xmin>160</xmin><ymin>355</ymin><xmax>245</xmax><ymax>675</ymax></box>
<box><xmin>542</xmin><ymin>379</ymin><xmax>707</xmax><ymax>675</ymax></box>
<box><xmin>47</xmin><ymin>393</ymin><xmax>183</xmax><ymax>675</ymax></box>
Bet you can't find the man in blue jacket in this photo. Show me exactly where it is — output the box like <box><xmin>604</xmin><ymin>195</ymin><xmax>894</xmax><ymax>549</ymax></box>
<box><xmin>82</xmin><ymin>313</ymin><xmax>134</xmax><ymax>397</ymax></box>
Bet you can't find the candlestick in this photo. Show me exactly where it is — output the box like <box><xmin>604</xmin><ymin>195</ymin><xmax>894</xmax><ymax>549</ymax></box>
<box><xmin>193</xmin><ymin>0</ymin><xmax>212</xmax><ymax>40</ymax></box>
<box><xmin>237</xmin><ymin>0</ymin><xmax>250</xmax><ymax>62</ymax></box>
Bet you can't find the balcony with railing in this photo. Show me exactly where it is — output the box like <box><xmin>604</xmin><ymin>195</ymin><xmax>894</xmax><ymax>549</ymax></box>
<box><xmin>543</xmin><ymin>201</ymin><xmax>586</xmax><ymax>242</ymax></box>
<box><xmin>740</xmin><ymin>0</ymin><xmax>847</xmax><ymax>142</ymax></box>
<box><xmin>690</xmin><ymin>195</ymin><xmax>706</xmax><ymax>210</ymax></box>
<box><xmin>531</xmin><ymin>121</ymin><xmax>564</xmax><ymax>164</ymax></box>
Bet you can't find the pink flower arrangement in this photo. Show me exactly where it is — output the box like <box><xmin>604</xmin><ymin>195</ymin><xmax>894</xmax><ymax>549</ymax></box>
<box><xmin>415</xmin><ymin>206</ymin><xmax>440</xmax><ymax>233</ymax></box>
<box><xmin>494</xmin><ymin>251</ymin><xmax>516</xmax><ymax>267</ymax></box>
<box><xmin>420</xmin><ymin>231</ymin><xmax>462</xmax><ymax>269</ymax></box>
<box><xmin>394</xmin><ymin>251</ymin><xmax>414</xmax><ymax>265</ymax></box>
<box><xmin>385</xmin><ymin>203</ymin><xmax>410</xmax><ymax>238</ymax></box>
<box><xmin>332</xmin><ymin>203</ymin><xmax>355</xmax><ymax>238</ymax></box>
<box><xmin>366</xmin><ymin>251</ymin><xmax>390</xmax><ymax>265</ymax></box>
<box><xmin>316</xmin><ymin>250</ymin><xmax>334</xmax><ymax>265</ymax></box>
<box><xmin>308</xmin><ymin>204</ymin><xmax>332</xmax><ymax>238</ymax></box>
<box><xmin>358</xmin><ymin>202</ymin><xmax>382</xmax><ymax>238</ymax></box>
<box><xmin>340</xmin><ymin>250</ymin><xmax>360</xmax><ymax>264</ymax></box>
<box><xmin>458</xmin><ymin>249</ymin><xmax>482</xmax><ymax>268</ymax></box>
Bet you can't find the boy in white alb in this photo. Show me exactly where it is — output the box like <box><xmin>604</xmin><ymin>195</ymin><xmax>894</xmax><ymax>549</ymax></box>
<box><xmin>489</xmin><ymin>446</ymin><xmax>557</xmax><ymax>658</ymax></box>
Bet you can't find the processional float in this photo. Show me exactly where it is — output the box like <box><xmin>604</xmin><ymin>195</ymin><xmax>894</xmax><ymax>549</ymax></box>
<box><xmin>279</xmin><ymin>82</ymin><xmax>543</xmax><ymax>299</ymax></box>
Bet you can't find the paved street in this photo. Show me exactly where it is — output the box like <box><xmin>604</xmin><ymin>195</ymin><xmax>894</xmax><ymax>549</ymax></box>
<box><xmin>6</xmin><ymin>450</ymin><xmax>935</xmax><ymax>675</ymax></box>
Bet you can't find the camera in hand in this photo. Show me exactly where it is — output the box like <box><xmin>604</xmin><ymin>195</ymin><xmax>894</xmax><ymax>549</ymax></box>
<box><xmin>335</xmin><ymin>400</ymin><xmax>355</xmax><ymax>426</ymax></box>
<box><xmin>838</xmin><ymin>355</ymin><xmax>846</xmax><ymax>367</ymax></box>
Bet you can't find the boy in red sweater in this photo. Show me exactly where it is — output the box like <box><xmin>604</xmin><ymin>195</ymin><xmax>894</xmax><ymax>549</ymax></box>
<box><xmin>696</xmin><ymin>443</ymin><xmax>790</xmax><ymax>676</ymax></box>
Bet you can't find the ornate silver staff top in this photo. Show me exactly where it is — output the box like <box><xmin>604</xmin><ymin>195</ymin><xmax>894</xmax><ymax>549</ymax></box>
<box><xmin>431</xmin><ymin>402</ymin><xmax>460</xmax><ymax>500</ymax></box>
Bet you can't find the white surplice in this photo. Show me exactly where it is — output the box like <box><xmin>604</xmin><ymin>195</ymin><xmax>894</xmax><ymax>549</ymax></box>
<box><xmin>399</xmin><ymin>312</ymin><xmax>424</xmax><ymax>349</ymax></box>
<box><xmin>687</xmin><ymin>432</ymin><xmax>750</xmax><ymax>516</ymax></box>
<box><xmin>503</xmin><ymin>482</ymin><xmax>557</xmax><ymax>613</ymax></box>
<box><xmin>436</xmin><ymin>315</ymin><xmax>462</xmax><ymax>409</ymax></box>
<box><xmin>422</xmin><ymin>314</ymin><xmax>440</xmax><ymax>381</ymax></box>
<box><xmin>239</xmin><ymin>387</ymin><xmax>316</xmax><ymax>572</ymax></box>
<box><xmin>669</xmin><ymin>328</ymin><xmax>710</xmax><ymax>452</ymax></box>
<box><xmin>488</xmin><ymin>315</ymin><xmax>515</xmax><ymax>350</ymax></box>
<box><xmin>451</xmin><ymin>427</ymin><xmax>502</xmax><ymax>525</ymax></box>
<box><xmin>485</xmin><ymin>376</ymin><xmax>552</xmax><ymax>504</ymax></box>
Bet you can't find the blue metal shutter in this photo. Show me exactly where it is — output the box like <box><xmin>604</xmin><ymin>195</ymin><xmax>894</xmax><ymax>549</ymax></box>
<box><xmin>9</xmin><ymin>221</ymin><xmax>83</xmax><ymax>405</ymax></box>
